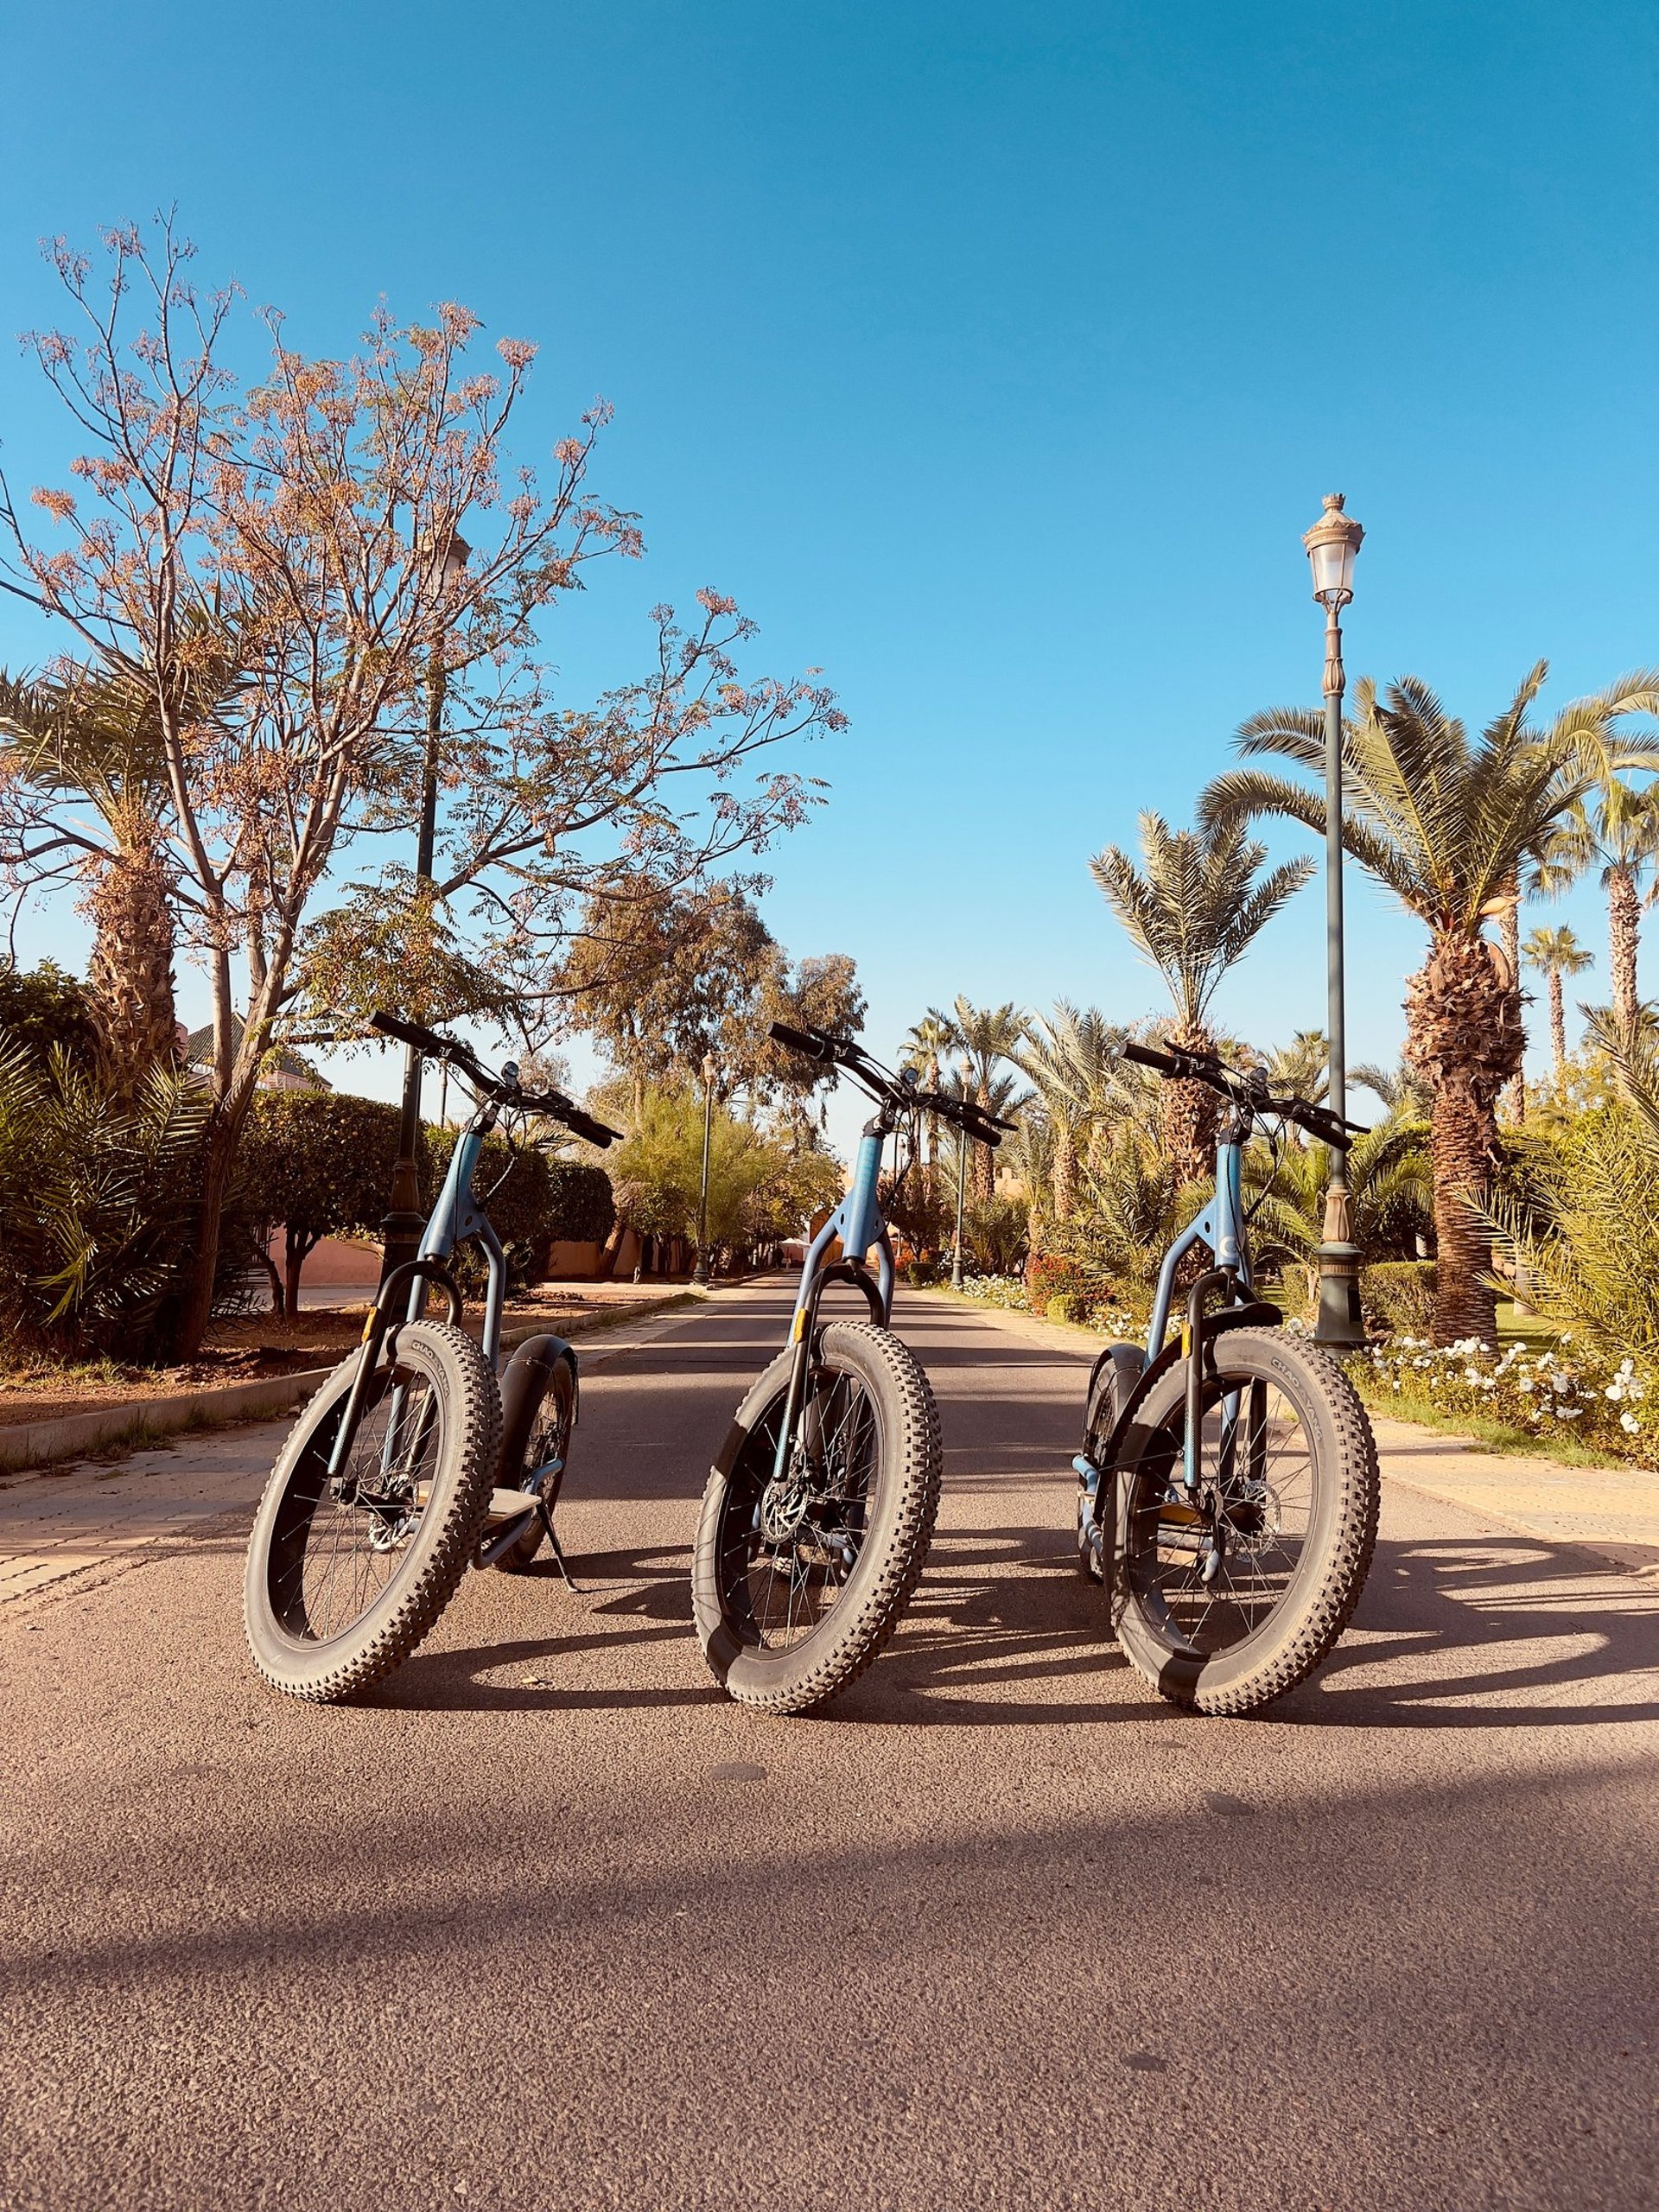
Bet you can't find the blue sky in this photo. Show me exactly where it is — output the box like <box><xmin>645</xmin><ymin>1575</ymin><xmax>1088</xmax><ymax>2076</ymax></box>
<box><xmin>2</xmin><ymin>1</ymin><xmax>1656</xmax><ymax>1145</ymax></box>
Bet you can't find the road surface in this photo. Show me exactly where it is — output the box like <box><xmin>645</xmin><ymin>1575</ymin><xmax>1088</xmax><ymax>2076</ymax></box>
<box><xmin>2</xmin><ymin>1283</ymin><xmax>1654</xmax><ymax>2210</ymax></box>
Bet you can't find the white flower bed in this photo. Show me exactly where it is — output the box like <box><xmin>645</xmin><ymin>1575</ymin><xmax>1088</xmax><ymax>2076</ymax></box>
<box><xmin>1355</xmin><ymin>1334</ymin><xmax>1656</xmax><ymax>1465</ymax></box>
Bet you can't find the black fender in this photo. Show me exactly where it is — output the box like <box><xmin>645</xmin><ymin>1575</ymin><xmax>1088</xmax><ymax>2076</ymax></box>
<box><xmin>1087</xmin><ymin>1300</ymin><xmax>1281</xmax><ymax>1522</ymax></box>
<box><xmin>495</xmin><ymin>1332</ymin><xmax>579</xmax><ymax>1490</ymax></box>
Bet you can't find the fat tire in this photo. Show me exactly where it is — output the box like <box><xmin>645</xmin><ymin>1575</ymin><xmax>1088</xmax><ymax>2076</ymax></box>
<box><xmin>1078</xmin><ymin>1342</ymin><xmax>1145</xmax><ymax>1584</ymax></box>
<box><xmin>493</xmin><ymin>1358</ymin><xmax>576</xmax><ymax>1574</ymax></box>
<box><xmin>244</xmin><ymin>1319</ymin><xmax>500</xmax><ymax>1703</ymax></box>
<box><xmin>1114</xmin><ymin>1328</ymin><xmax>1378</xmax><ymax>1716</ymax></box>
<box><xmin>693</xmin><ymin>1320</ymin><xmax>943</xmax><ymax>1716</ymax></box>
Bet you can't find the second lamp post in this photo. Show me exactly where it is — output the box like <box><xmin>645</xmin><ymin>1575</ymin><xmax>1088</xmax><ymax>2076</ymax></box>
<box><xmin>692</xmin><ymin>1052</ymin><xmax>716</xmax><ymax>1287</ymax></box>
<box><xmin>1301</xmin><ymin>492</ymin><xmax>1366</xmax><ymax>1348</ymax></box>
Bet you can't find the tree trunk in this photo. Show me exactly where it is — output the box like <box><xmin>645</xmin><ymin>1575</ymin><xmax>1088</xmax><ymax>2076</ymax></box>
<box><xmin>973</xmin><ymin>1084</ymin><xmax>995</xmax><ymax>1204</ymax></box>
<box><xmin>1052</xmin><ymin>1118</ymin><xmax>1075</xmax><ymax>1224</ymax></box>
<box><xmin>1403</xmin><ymin>932</ymin><xmax>1524</xmax><ymax>1345</ymax></box>
<box><xmin>1161</xmin><ymin>1025</ymin><xmax>1217</xmax><ymax>1187</ymax></box>
<box><xmin>1548</xmin><ymin>972</ymin><xmax>1567</xmax><ymax>1093</ymax></box>
<box><xmin>173</xmin><ymin>1103</ymin><xmax>246</xmax><ymax>1356</ymax></box>
<box><xmin>283</xmin><ymin>1229</ymin><xmax>315</xmax><ymax>1318</ymax></box>
<box><xmin>1608</xmin><ymin>862</ymin><xmax>1641</xmax><ymax>1024</ymax></box>
<box><xmin>83</xmin><ymin>838</ymin><xmax>177</xmax><ymax>1094</ymax></box>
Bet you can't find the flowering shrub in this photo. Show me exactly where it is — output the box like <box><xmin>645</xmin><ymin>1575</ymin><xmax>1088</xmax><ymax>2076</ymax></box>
<box><xmin>960</xmin><ymin>1271</ymin><xmax>1144</xmax><ymax>1340</ymax></box>
<box><xmin>1352</xmin><ymin>1333</ymin><xmax>1657</xmax><ymax>1465</ymax></box>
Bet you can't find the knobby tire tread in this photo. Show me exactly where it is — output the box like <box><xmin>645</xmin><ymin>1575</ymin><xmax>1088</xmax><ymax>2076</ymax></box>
<box><xmin>1120</xmin><ymin>1331</ymin><xmax>1379</xmax><ymax>1717</ymax></box>
<box><xmin>701</xmin><ymin>1321</ymin><xmax>943</xmax><ymax>1717</ymax></box>
<box><xmin>245</xmin><ymin>1320</ymin><xmax>500</xmax><ymax>1705</ymax></box>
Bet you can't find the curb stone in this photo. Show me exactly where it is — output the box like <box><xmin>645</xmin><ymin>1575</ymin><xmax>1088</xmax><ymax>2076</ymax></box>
<box><xmin>0</xmin><ymin>1291</ymin><xmax>703</xmax><ymax>1478</ymax></box>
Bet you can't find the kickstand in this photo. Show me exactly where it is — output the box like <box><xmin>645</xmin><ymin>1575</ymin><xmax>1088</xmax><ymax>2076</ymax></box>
<box><xmin>538</xmin><ymin>1499</ymin><xmax>586</xmax><ymax>1593</ymax></box>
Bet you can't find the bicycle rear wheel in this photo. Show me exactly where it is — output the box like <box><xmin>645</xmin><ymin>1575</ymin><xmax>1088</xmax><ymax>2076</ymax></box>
<box><xmin>1112</xmin><ymin>1327</ymin><xmax>1378</xmax><ymax>1715</ymax></box>
<box><xmin>692</xmin><ymin>1320</ymin><xmax>942</xmax><ymax>1715</ymax></box>
<box><xmin>244</xmin><ymin>1319</ymin><xmax>499</xmax><ymax>1703</ymax></box>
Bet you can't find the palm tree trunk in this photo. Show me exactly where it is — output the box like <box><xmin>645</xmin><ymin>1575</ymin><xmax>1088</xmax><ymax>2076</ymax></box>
<box><xmin>1404</xmin><ymin>932</ymin><xmax>1523</xmax><ymax>1345</ymax></box>
<box><xmin>973</xmin><ymin>1082</ymin><xmax>995</xmax><ymax>1204</ymax></box>
<box><xmin>1548</xmin><ymin>971</ymin><xmax>1567</xmax><ymax>1092</ymax></box>
<box><xmin>83</xmin><ymin>839</ymin><xmax>177</xmax><ymax>1095</ymax></box>
<box><xmin>1162</xmin><ymin>1024</ymin><xmax>1216</xmax><ymax>1187</ymax></box>
<box><xmin>1608</xmin><ymin>862</ymin><xmax>1641</xmax><ymax>1024</ymax></box>
<box><xmin>1052</xmin><ymin>1119</ymin><xmax>1075</xmax><ymax>1224</ymax></box>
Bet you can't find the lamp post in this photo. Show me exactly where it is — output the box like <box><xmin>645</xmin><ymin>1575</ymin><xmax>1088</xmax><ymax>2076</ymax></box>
<box><xmin>1301</xmin><ymin>492</ymin><xmax>1365</xmax><ymax>1347</ymax></box>
<box><xmin>950</xmin><ymin>1064</ymin><xmax>969</xmax><ymax>1293</ymax></box>
<box><xmin>692</xmin><ymin>1052</ymin><xmax>716</xmax><ymax>1287</ymax></box>
<box><xmin>379</xmin><ymin>531</ymin><xmax>470</xmax><ymax>1288</ymax></box>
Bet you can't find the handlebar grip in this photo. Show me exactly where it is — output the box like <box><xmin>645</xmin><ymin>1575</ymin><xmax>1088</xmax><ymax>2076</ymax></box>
<box><xmin>1122</xmin><ymin>1040</ymin><xmax>1180</xmax><ymax>1075</ymax></box>
<box><xmin>768</xmin><ymin>1020</ymin><xmax>837</xmax><ymax>1065</ymax></box>
<box><xmin>563</xmin><ymin>1109</ymin><xmax>622</xmax><ymax>1149</ymax></box>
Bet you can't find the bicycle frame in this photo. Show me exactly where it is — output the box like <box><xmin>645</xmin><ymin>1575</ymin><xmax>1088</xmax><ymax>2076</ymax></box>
<box><xmin>1143</xmin><ymin>1124</ymin><xmax>1251</xmax><ymax>1362</ymax></box>
<box><xmin>772</xmin><ymin>1117</ymin><xmax>898</xmax><ymax>1484</ymax></box>
<box><xmin>324</xmin><ymin>1106</ymin><xmax>510</xmax><ymax>1487</ymax></box>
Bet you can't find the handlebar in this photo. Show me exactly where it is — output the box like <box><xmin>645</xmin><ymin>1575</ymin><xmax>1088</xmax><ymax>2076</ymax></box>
<box><xmin>767</xmin><ymin>1020</ymin><xmax>1015</xmax><ymax>1147</ymax></box>
<box><xmin>369</xmin><ymin>1009</ymin><xmax>622</xmax><ymax>1148</ymax></box>
<box><xmin>1121</xmin><ymin>1039</ymin><xmax>1366</xmax><ymax>1151</ymax></box>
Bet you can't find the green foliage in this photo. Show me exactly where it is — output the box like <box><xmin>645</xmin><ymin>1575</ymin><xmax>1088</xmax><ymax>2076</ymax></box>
<box><xmin>543</xmin><ymin>1159</ymin><xmax>615</xmax><ymax>1244</ymax></box>
<box><xmin>1090</xmin><ymin>812</ymin><xmax>1313</xmax><ymax>1034</ymax></box>
<box><xmin>605</xmin><ymin>1084</ymin><xmax>839</xmax><ymax>1255</ymax></box>
<box><xmin>0</xmin><ymin>1038</ymin><xmax>213</xmax><ymax>1359</ymax></box>
<box><xmin>241</xmin><ymin>1090</ymin><xmax>402</xmax><ymax>1239</ymax></box>
<box><xmin>1361</xmin><ymin>1261</ymin><xmax>1439</xmax><ymax>1338</ymax></box>
<box><xmin>0</xmin><ymin>962</ymin><xmax>101</xmax><ymax>1068</ymax></box>
<box><xmin>1244</xmin><ymin>1118</ymin><xmax>1433</xmax><ymax>1271</ymax></box>
<box><xmin>964</xmin><ymin>1194</ymin><xmax>1028</xmax><ymax>1274</ymax></box>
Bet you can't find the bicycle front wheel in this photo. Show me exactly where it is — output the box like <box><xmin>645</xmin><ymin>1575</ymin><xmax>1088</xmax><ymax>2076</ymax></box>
<box><xmin>1113</xmin><ymin>1327</ymin><xmax>1378</xmax><ymax>1715</ymax></box>
<box><xmin>244</xmin><ymin>1319</ymin><xmax>500</xmax><ymax>1703</ymax></box>
<box><xmin>692</xmin><ymin>1319</ymin><xmax>942</xmax><ymax>1715</ymax></box>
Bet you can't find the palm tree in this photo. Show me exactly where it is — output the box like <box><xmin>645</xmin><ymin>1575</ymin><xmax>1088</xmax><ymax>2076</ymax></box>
<box><xmin>1522</xmin><ymin>925</ymin><xmax>1594</xmax><ymax>1092</ymax></box>
<box><xmin>1090</xmin><ymin>812</ymin><xmax>1313</xmax><ymax>1184</ymax></box>
<box><xmin>1014</xmin><ymin>1001</ymin><xmax>1126</xmax><ymax>1230</ymax></box>
<box><xmin>938</xmin><ymin>997</ymin><xmax>1027</xmax><ymax>1202</ymax></box>
<box><xmin>899</xmin><ymin>1013</ymin><xmax>955</xmax><ymax>1200</ymax></box>
<box><xmin>0</xmin><ymin>637</ymin><xmax>243</xmax><ymax>1093</ymax></box>
<box><xmin>1533</xmin><ymin>777</ymin><xmax>1659</xmax><ymax>1024</ymax></box>
<box><xmin>1201</xmin><ymin>662</ymin><xmax>1659</xmax><ymax>1341</ymax></box>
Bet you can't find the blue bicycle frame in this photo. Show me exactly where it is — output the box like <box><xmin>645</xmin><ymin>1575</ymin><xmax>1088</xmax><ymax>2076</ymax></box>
<box><xmin>1142</xmin><ymin>1133</ymin><xmax>1251</xmax><ymax>1363</ymax></box>
<box><xmin>772</xmin><ymin>1120</ymin><xmax>899</xmax><ymax>1484</ymax></box>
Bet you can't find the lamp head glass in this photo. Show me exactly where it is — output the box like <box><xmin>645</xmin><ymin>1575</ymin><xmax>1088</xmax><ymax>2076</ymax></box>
<box><xmin>1301</xmin><ymin>493</ymin><xmax>1363</xmax><ymax>606</ymax></box>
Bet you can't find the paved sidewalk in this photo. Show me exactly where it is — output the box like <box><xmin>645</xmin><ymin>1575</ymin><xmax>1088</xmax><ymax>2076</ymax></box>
<box><xmin>920</xmin><ymin>1292</ymin><xmax>1659</xmax><ymax>1580</ymax></box>
<box><xmin>0</xmin><ymin>1301</ymin><xmax>709</xmax><ymax>1616</ymax></box>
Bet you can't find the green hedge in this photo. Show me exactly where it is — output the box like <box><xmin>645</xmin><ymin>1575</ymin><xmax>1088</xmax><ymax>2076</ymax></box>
<box><xmin>239</xmin><ymin>1091</ymin><xmax>614</xmax><ymax>1297</ymax></box>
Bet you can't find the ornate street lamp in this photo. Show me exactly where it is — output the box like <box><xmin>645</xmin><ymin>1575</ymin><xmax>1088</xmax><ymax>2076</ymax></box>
<box><xmin>380</xmin><ymin>530</ymin><xmax>471</xmax><ymax>1287</ymax></box>
<box><xmin>692</xmin><ymin>1051</ymin><xmax>717</xmax><ymax>1287</ymax></box>
<box><xmin>1301</xmin><ymin>493</ymin><xmax>1365</xmax><ymax>1346</ymax></box>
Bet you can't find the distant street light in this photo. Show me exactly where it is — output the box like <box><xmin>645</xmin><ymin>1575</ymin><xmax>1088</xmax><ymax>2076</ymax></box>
<box><xmin>1301</xmin><ymin>493</ymin><xmax>1366</xmax><ymax>1347</ymax></box>
<box><xmin>380</xmin><ymin>530</ymin><xmax>470</xmax><ymax>1288</ymax></box>
<box><xmin>950</xmin><ymin>1062</ymin><xmax>970</xmax><ymax>1293</ymax></box>
<box><xmin>692</xmin><ymin>1051</ymin><xmax>716</xmax><ymax>1287</ymax></box>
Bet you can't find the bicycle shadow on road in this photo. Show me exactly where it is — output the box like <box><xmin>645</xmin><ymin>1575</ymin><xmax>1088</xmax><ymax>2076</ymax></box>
<box><xmin>830</xmin><ymin>1525</ymin><xmax>1659</xmax><ymax>1732</ymax></box>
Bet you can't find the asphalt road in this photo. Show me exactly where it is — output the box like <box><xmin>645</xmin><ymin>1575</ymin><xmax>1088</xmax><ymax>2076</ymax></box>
<box><xmin>3</xmin><ymin>1283</ymin><xmax>1656</xmax><ymax>2211</ymax></box>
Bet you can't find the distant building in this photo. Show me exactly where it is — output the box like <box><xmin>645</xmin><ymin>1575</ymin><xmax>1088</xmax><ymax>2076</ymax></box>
<box><xmin>183</xmin><ymin>1015</ymin><xmax>329</xmax><ymax>1093</ymax></box>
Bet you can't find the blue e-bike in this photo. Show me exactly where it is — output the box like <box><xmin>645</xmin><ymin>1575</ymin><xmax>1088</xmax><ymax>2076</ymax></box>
<box><xmin>692</xmin><ymin>1020</ymin><xmax>1013</xmax><ymax>1714</ymax></box>
<box><xmin>1073</xmin><ymin>1039</ymin><xmax>1381</xmax><ymax>1715</ymax></box>
<box><xmin>244</xmin><ymin>1011</ymin><xmax>622</xmax><ymax>1703</ymax></box>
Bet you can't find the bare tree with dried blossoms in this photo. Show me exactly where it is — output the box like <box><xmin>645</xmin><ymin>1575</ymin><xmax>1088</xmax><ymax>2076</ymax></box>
<box><xmin>0</xmin><ymin>220</ymin><xmax>842</xmax><ymax>1351</ymax></box>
